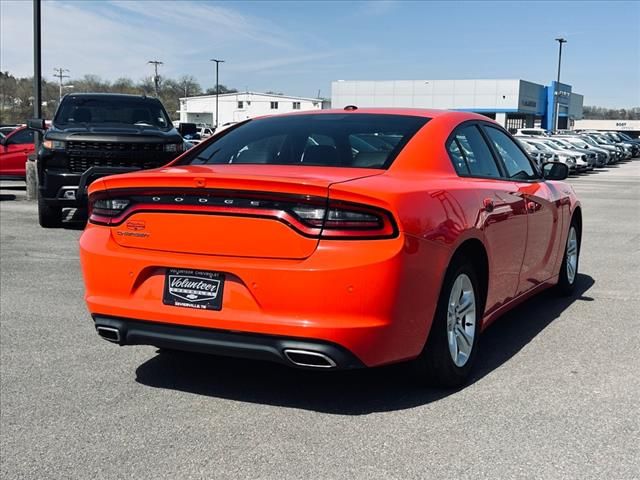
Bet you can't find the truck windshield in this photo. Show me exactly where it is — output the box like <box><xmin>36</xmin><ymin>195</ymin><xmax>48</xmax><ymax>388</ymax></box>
<box><xmin>55</xmin><ymin>97</ymin><xmax>171</xmax><ymax>129</ymax></box>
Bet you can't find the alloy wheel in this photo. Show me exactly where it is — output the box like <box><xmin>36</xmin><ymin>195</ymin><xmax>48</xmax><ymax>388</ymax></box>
<box><xmin>566</xmin><ymin>226</ymin><xmax>578</xmax><ymax>284</ymax></box>
<box><xmin>446</xmin><ymin>273</ymin><xmax>476</xmax><ymax>367</ymax></box>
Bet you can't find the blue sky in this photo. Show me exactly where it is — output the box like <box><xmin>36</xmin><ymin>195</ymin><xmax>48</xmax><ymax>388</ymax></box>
<box><xmin>1</xmin><ymin>0</ymin><xmax>638</xmax><ymax>107</ymax></box>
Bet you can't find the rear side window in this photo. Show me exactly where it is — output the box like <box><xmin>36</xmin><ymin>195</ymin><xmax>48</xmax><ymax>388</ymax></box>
<box><xmin>447</xmin><ymin>125</ymin><xmax>501</xmax><ymax>178</ymax></box>
<box><xmin>183</xmin><ymin>114</ymin><xmax>429</xmax><ymax>169</ymax></box>
<box><xmin>483</xmin><ymin>126</ymin><xmax>538</xmax><ymax>180</ymax></box>
<box><xmin>447</xmin><ymin>138</ymin><xmax>469</xmax><ymax>174</ymax></box>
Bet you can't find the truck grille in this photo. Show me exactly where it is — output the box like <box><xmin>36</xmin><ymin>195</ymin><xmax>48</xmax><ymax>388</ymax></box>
<box><xmin>66</xmin><ymin>141</ymin><xmax>167</xmax><ymax>174</ymax></box>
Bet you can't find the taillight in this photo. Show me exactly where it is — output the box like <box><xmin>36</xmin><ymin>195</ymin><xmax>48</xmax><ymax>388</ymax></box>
<box><xmin>88</xmin><ymin>189</ymin><xmax>397</xmax><ymax>239</ymax></box>
<box><xmin>89</xmin><ymin>196</ymin><xmax>132</xmax><ymax>225</ymax></box>
<box><xmin>318</xmin><ymin>201</ymin><xmax>396</xmax><ymax>239</ymax></box>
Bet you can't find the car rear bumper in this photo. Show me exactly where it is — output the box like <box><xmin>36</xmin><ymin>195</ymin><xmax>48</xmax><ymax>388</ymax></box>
<box><xmin>93</xmin><ymin>315</ymin><xmax>365</xmax><ymax>369</ymax></box>
<box><xmin>80</xmin><ymin>225</ymin><xmax>447</xmax><ymax>367</ymax></box>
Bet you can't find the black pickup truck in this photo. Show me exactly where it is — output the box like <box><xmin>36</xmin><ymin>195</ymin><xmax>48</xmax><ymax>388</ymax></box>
<box><xmin>30</xmin><ymin>93</ymin><xmax>186</xmax><ymax>227</ymax></box>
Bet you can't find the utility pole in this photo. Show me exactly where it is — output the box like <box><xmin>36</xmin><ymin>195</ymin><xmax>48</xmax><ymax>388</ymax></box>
<box><xmin>210</xmin><ymin>58</ymin><xmax>225</xmax><ymax>128</ymax></box>
<box><xmin>53</xmin><ymin>67</ymin><xmax>70</xmax><ymax>102</ymax></box>
<box><xmin>26</xmin><ymin>0</ymin><xmax>42</xmax><ymax>200</ymax></box>
<box><xmin>147</xmin><ymin>60</ymin><xmax>163</xmax><ymax>97</ymax></box>
<box><xmin>554</xmin><ymin>37</ymin><xmax>567</xmax><ymax>132</ymax></box>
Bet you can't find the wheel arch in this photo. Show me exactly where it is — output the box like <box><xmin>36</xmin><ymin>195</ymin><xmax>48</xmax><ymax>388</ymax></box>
<box><xmin>448</xmin><ymin>238</ymin><xmax>489</xmax><ymax>316</ymax></box>
<box><xmin>572</xmin><ymin>205</ymin><xmax>583</xmax><ymax>239</ymax></box>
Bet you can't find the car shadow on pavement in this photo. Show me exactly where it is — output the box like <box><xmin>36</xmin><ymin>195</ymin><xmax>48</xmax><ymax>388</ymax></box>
<box><xmin>135</xmin><ymin>273</ymin><xmax>595</xmax><ymax>415</ymax></box>
<box><xmin>0</xmin><ymin>183</ymin><xmax>25</xmax><ymax>201</ymax></box>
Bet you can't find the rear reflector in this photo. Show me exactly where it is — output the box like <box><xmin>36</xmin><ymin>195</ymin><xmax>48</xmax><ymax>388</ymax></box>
<box><xmin>89</xmin><ymin>189</ymin><xmax>397</xmax><ymax>239</ymax></box>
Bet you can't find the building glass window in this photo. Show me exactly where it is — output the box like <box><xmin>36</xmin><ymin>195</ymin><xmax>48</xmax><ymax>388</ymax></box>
<box><xmin>270</xmin><ymin>102</ymin><xmax>278</xmax><ymax>110</ymax></box>
<box><xmin>292</xmin><ymin>102</ymin><xmax>301</xmax><ymax>110</ymax></box>
<box><xmin>237</xmin><ymin>101</ymin><xmax>244</xmax><ymax>109</ymax></box>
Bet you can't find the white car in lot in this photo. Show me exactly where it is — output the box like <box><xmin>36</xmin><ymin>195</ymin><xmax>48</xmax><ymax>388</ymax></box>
<box><xmin>516</xmin><ymin>127</ymin><xmax>550</xmax><ymax>137</ymax></box>
<box><xmin>198</xmin><ymin>126</ymin><xmax>215</xmax><ymax>138</ymax></box>
<box><xmin>518</xmin><ymin>137</ymin><xmax>581</xmax><ymax>172</ymax></box>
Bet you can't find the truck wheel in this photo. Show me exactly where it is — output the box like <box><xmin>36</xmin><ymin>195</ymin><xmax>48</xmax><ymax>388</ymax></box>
<box><xmin>38</xmin><ymin>193</ymin><xmax>62</xmax><ymax>228</ymax></box>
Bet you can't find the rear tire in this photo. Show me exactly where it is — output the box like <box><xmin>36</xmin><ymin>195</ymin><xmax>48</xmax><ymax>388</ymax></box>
<box><xmin>413</xmin><ymin>255</ymin><xmax>482</xmax><ymax>388</ymax></box>
<box><xmin>37</xmin><ymin>192</ymin><xmax>62</xmax><ymax>228</ymax></box>
<box><xmin>556</xmin><ymin>217</ymin><xmax>580</xmax><ymax>296</ymax></box>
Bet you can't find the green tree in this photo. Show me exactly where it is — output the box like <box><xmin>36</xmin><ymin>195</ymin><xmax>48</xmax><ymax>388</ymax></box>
<box><xmin>204</xmin><ymin>84</ymin><xmax>238</xmax><ymax>95</ymax></box>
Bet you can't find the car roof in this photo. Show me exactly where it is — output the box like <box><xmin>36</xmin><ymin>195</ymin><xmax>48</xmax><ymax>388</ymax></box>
<box><xmin>64</xmin><ymin>93</ymin><xmax>159</xmax><ymax>101</ymax></box>
<box><xmin>248</xmin><ymin>108</ymin><xmax>498</xmax><ymax>132</ymax></box>
<box><xmin>278</xmin><ymin>107</ymin><xmax>475</xmax><ymax>119</ymax></box>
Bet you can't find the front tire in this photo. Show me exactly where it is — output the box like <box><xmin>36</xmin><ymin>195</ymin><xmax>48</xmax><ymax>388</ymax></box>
<box><xmin>413</xmin><ymin>255</ymin><xmax>482</xmax><ymax>388</ymax></box>
<box><xmin>556</xmin><ymin>218</ymin><xmax>580</xmax><ymax>296</ymax></box>
<box><xmin>37</xmin><ymin>192</ymin><xmax>62</xmax><ymax>228</ymax></box>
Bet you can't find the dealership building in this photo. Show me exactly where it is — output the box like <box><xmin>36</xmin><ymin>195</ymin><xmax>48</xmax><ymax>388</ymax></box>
<box><xmin>331</xmin><ymin>79</ymin><xmax>584</xmax><ymax>131</ymax></box>
<box><xmin>573</xmin><ymin>119</ymin><xmax>640</xmax><ymax>136</ymax></box>
<box><xmin>179</xmin><ymin>92</ymin><xmax>324</xmax><ymax>126</ymax></box>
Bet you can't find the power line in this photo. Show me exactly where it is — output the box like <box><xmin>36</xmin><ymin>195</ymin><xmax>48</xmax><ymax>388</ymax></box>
<box><xmin>53</xmin><ymin>67</ymin><xmax>70</xmax><ymax>102</ymax></box>
<box><xmin>147</xmin><ymin>60</ymin><xmax>163</xmax><ymax>96</ymax></box>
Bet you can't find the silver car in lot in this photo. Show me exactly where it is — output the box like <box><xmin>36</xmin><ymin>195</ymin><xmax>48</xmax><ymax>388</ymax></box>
<box><xmin>554</xmin><ymin>136</ymin><xmax>610</xmax><ymax>166</ymax></box>
<box><xmin>535</xmin><ymin>138</ymin><xmax>590</xmax><ymax>172</ymax></box>
<box><xmin>516</xmin><ymin>137</ymin><xmax>579</xmax><ymax>172</ymax></box>
<box><xmin>612</xmin><ymin>132</ymin><xmax>640</xmax><ymax>157</ymax></box>
<box><xmin>599</xmin><ymin>132</ymin><xmax>639</xmax><ymax>158</ymax></box>
<box><xmin>546</xmin><ymin>138</ymin><xmax>597</xmax><ymax>169</ymax></box>
<box><xmin>579</xmin><ymin>134</ymin><xmax>623</xmax><ymax>162</ymax></box>
<box><xmin>583</xmin><ymin>132</ymin><xmax>631</xmax><ymax>159</ymax></box>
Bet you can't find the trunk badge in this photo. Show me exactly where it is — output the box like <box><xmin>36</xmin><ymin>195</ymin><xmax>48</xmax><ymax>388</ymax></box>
<box><xmin>126</xmin><ymin>220</ymin><xmax>146</xmax><ymax>231</ymax></box>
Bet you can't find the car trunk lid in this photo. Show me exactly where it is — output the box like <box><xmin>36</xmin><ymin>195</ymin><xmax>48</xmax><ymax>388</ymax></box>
<box><xmin>98</xmin><ymin>165</ymin><xmax>383</xmax><ymax>259</ymax></box>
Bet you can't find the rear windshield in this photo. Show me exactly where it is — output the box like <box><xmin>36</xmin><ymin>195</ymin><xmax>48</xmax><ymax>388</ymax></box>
<box><xmin>180</xmin><ymin>114</ymin><xmax>429</xmax><ymax>169</ymax></box>
<box><xmin>55</xmin><ymin>97</ymin><xmax>171</xmax><ymax>129</ymax></box>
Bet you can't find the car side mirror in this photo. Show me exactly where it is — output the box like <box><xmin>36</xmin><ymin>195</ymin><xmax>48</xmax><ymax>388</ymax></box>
<box><xmin>0</xmin><ymin>136</ymin><xmax>6</xmax><ymax>146</ymax></box>
<box><xmin>542</xmin><ymin>162</ymin><xmax>569</xmax><ymax>181</ymax></box>
<box><xmin>27</xmin><ymin>118</ymin><xmax>46</xmax><ymax>131</ymax></box>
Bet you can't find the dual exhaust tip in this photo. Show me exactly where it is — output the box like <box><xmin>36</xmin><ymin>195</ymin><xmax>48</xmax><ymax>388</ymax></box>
<box><xmin>95</xmin><ymin>326</ymin><xmax>337</xmax><ymax>369</ymax></box>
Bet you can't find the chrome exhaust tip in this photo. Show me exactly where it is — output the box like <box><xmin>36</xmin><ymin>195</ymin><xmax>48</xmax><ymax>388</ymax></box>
<box><xmin>283</xmin><ymin>349</ymin><xmax>337</xmax><ymax>369</ymax></box>
<box><xmin>96</xmin><ymin>326</ymin><xmax>121</xmax><ymax>343</ymax></box>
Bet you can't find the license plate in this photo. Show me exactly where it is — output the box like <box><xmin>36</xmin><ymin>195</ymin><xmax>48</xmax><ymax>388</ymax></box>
<box><xmin>163</xmin><ymin>268</ymin><xmax>224</xmax><ymax>311</ymax></box>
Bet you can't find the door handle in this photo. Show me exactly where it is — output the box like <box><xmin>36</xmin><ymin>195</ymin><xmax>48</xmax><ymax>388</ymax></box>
<box><xmin>483</xmin><ymin>198</ymin><xmax>494</xmax><ymax>212</ymax></box>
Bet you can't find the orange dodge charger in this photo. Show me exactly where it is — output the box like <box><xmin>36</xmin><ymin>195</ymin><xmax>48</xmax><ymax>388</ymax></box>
<box><xmin>80</xmin><ymin>108</ymin><xmax>581</xmax><ymax>386</ymax></box>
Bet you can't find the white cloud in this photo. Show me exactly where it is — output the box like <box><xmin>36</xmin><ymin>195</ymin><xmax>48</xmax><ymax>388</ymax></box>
<box><xmin>0</xmin><ymin>0</ymin><xmax>326</xmax><ymax>89</ymax></box>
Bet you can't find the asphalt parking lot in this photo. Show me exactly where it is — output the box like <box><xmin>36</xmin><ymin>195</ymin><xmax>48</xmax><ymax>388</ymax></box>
<box><xmin>1</xmin><ymin>162</ymin><xmax>638</xmax><ymax>479</ymax></box>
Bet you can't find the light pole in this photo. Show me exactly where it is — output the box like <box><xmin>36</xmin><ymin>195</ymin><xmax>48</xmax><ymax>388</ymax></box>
<box><xmin>53</xmin><ymin>67</ymin><xmax>70</xmax><ymax>101</ymax></box>
<box><xmin>210</xmin><ymin>58</ymin><xmax>225</xmax><ymax>128</ymax></box>
<box><xmin>27</xmin><ymin>0</ymin><xmax>42</xmax><ymax>200</ymax></box>
<box><xmin>554</xmin><ymin>37</ymin><xmax>567</xmax><ymax>132</ymax></box>
<box><xmin>147</xmin><ymin>60</ymin><xmax>163</xmax><ymax>96</ymax></box>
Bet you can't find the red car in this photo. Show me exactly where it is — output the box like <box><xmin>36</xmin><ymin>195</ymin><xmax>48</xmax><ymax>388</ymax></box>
<box><xmin>0</xmin><ymin>126</ymin><xmax>35</xmax><ymax>180</ymax></box>
<box><xmin>80</xmin><ymin>109</ymin><xmax>581</xmax><ymax>386</ymax></box>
